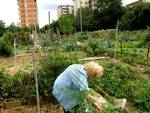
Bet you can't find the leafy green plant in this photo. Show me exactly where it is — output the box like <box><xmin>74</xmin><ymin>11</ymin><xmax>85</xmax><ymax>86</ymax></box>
<box><xmin>76</xmin><ymin>34</ymin><xmax>90</xmax><ymax>41</ymax></box>
<box><xmin>89</xmin><ymin>61</ymin><xmax>137</xmax><ymax>100</ymax></box>
<box><xmin>70</xmin><ymin>92</ymin><xmax>97</xmax><ymax>113</ymax></box>
<box><xmin>133</xmin><ymin>80</ymin><xmax>150</xmax><ymax>112</ymax></box>
<box><xmin>0</xmin><ymin>69</ymin><xmax>12</xmax><ymax>102</ymax></box>
<box><xmin>143</xmin><ymin>67</ymin><xmax>150</xmax><ymax>74</ymax></box>
<box><xmin>10</xmin><ymin>71</ymin><xmax>36</xmax><ymax>104</ymax></box>
<box><xmin>38</xmin><ymin>53</ymin><xmax>79</xmax><ymax>100</ymax></box>
<box><xmin>84</xmin><ymin>39</ymin><xmax>107</xmax><ymax>56</ymax></box>
<box><xmin>65</xmin><ymin>43</ymin><xmax>81</xmax><ymax>52</ymax></box>
<box><xmin>102</xmin><ymin>105</ymin><xmax>122</xmax><ymax>113</ymax></box>
<box><xmin>0</xmin><ymin>39</ymin><xmax>12</xmax><ymax>57</ymax></box>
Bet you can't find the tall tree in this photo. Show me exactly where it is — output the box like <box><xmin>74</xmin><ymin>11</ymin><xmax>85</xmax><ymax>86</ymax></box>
<box><xmin>6</xmin><ymin>23</ymin><xmax>21</xmax><ymax>33</ymax></box>
<box><xmin>0</xmin><ymin>20</ymin><xmax>5</xmax><ymax>37</ymax></box>
<box><xmin>119</xmin><ymin>3</ymin><xmax>150</xmax><ymax>30</ymax></box>
<box><xmin>141</xmin><ymin>32</ymin><xmax>150</xmax><ymax>62</ymax></box>
<box><xmin>75</xmin><ymin>7</ymin><xmax>95</xmax><ymax>31</ymax></box>
<box><xmin>95</xmin><ymin>0</ymin><xmax>125</xmax><ymax>29</ymax></box>
<box><xmin>58</xmin><ymin>15</ymin><xmax>75</xmax><ymax>34</ymax></box>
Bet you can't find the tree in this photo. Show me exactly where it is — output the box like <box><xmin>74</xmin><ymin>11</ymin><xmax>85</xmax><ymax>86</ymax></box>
<box><xmin>6</xmin><ymin>23</ymin><xmax>21</xmax><ymax>33</ymax></box>
<box><xmin>0</xmin><ymin>20</ymin><xmax>5</xmax><ymax>37</ymax></box>
<box><xmin>119</xmin><ymin>3</ymin><xmax>150</xmax><ymax>30</ymax></box>
<box><xmin>75</xmin><ymin>7</ymin><xmax>95</xmax><ymax>31</ymax></box>
<box><xmin>95</xmin><ymin>0</ymin><xmax>125</xmax><ymax>29</ymax></box>
<box><xmin>141</xmin><ymin>32</ymin><xmax>150</xmax><ymax>62</ymax></box>
<box><xmin>58</xmin><ymin>15</ymin><xmax>75</xmax><ymax>34</ymax></box>
<box><xmin>0</xmin><ymin>38</ymin><xmax>12</xmax><ymax>57</ymax></box>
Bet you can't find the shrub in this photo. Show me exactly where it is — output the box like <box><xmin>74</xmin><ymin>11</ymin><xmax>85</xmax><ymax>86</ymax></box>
<box><xmin>76</xmin><ymin>34</ymin><xmax>90</xmax><ymax>41</ymax></box>
<box><xmin>84</xmin><ymin>39</ymin><xmax>107</xmax><ymax>56</ymax></box>
<box><xmin>133</xmin><ymin>80</ymin><xmax>150</xmax><ymax>112</ymax></box>
<box><xmin>38</xmin><ymin>53</ymin><xmax>79</xmax><ymax>99</ymax></box>
<box><xmin>0</xmin><ymin>39</ymin><xmax>12</xmax><ymax>57</ymax></box>
<box><xmin>0</xmin><ymin>70</ymin><xmax>12</xmax><ymax>102</ymax></box>
<box><xmin>10</xmin><ymin>71</ymin><xmax>36</xmax><ymax>104</ymax></box>
<box><xmin>89</xmin><ymin>61</ymin><xmax>137</xmax><ymax>100</ymax></box>
<box><xmin>143</xmin><ymin>67</ymin><xmax>150</xmax><ymax>74</ymax></box>
<box><xmin>65</xmin><ymin>43</ymin><xmax>81</xmax><ymax>52</ymax></box>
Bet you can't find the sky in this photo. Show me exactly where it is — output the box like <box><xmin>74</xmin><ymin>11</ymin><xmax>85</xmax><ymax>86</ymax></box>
<box><xmin>0</xmin><ymin>0</ymin><xmax>138</xmax><ymax>28</ymax></box>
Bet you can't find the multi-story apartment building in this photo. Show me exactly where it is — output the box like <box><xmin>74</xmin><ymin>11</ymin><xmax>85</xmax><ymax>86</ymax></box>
<box><xmin>57</xmin><ymin>5</ymin><xmax>74</xmax><ymax>19</ymax></box>
<box><xmin>17</xmin><ymin>0</ymin><xmax>38</xmax><ymax>27</ymax></box>
<box><xmin>74</xmin><ymin>0</ymin><xmax>89</xmax><ymax>15</ymax></box>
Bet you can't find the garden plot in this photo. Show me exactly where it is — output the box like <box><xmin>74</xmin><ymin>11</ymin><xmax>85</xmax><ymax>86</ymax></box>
<box><xmin>0</xmin><ymin>52</ymin><xmax>41</xmax><ymax>75</ymax></box>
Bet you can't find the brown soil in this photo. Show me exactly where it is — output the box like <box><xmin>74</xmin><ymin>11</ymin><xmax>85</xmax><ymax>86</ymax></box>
<box><xmin>0</xmin><ymin>52</ymin><xmax>41</xmax><ymax>68</ymax></box>
<box><xmin>0</xmin><ymin>103</ymin><xmax>64</xmax><ymax>113</ymax></box>
<box><xmin>0</xmin><ymin>52</ymin><xmax>41</xmax><ymax>76</ymax></box>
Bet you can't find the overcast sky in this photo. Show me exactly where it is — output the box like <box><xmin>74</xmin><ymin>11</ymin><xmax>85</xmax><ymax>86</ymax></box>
<box><xmin>0</xmin><ymin>0</ymin><xmax>138</xmax><ymax>28</ymax></box>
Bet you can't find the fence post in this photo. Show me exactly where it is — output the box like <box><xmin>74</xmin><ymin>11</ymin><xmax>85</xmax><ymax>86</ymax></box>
<box><xmin>32</xmin><ymin>51</ymin><xmax>40</xmax><ymax>113</ymax></box>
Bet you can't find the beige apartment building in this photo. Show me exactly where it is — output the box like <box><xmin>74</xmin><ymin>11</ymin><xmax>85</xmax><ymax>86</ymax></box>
<box><xmin>57</xmin><ymin>5</ymin><xmax>74</xmax><ymax>19</ymax></box>
<box><xmin>74</xmin><ymin>0</ymin><xmax>89</xmax><ymax>15</ymax></box>
<box><xmin>17</xmin><ymin>0</ymin><xmax>38</xmax><ymax>27</ymax></box>
<box><xmin>74</xmin><ymin>0</ymin><xmax>97</xmax><ymax>15</ymax></box>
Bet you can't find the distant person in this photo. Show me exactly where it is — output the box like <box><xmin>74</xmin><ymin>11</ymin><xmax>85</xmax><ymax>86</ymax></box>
<box><xmin>52</xmin><ymin>62</ymin><xmax>104</xmax><ymax>113</ymax></box>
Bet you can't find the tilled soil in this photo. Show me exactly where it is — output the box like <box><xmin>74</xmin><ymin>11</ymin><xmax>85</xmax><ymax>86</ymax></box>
<box><xmin>0</xmin><ymin>104</ymin><xmax>64</xmax><ymax>113</ymax></box>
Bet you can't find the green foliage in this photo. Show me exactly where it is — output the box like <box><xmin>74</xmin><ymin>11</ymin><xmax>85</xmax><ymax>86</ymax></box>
<box><xmin>119</xmin><ymin>3</ymin><xmax>150</xmax><ymax>30</ymax></box>
<box><xmin>95</xmin><ymin>0</ymin><xmax>125</xmax><ymax>29</ymax></box>
<box><xmin>0</xmin><ymin>38</ymin><xmax>12</xmax><ymax>57</ymax></box>
<box><xmin>133</xmin><ymin>80</ymin><xmax>150</xmax><ymax>112</ymax></box>
<box><xmin>92</xmin><ymin>29</ymin><xmax>116</xmax><ymax>39</ymax></box>
<box><xmin>75</xmin><ymin>7</ymin><xmax>95</xmax><ymax>31</ymax></box>
<box><xmin>10</xmin><ymin>71</ymin><xmax>36</xmax><ymax>104</ymax></box>
<box><xmin>38</xmin><ymin>54</ymin><xmax>79</xmax><ymax>99</ymax></box>
<box><xmin>0</xmin><ymin>70</ymin><xmax>12</xmax><ymax>102</ymax></box>
<box><xmin>0</xmin><ymin>70</ymin><xmax>36</xmax><ymax>104</ymax></box>
<box><xmin>84</xmin><ymin>39</ymin><xmax>107</xmax><ymax>56</ymax></box>
<box><xmin>102</xmin><ymin>105</ymin><xmax>122</xmax><ymax>113</ymax></box>
<box><xmin>70</xmin><ymin>92</ymin><xmax>97</xmax><ymax>113</ymax></box>
<box><xmin>143</xmin><ymin>67</ymin><xmax>150</xmax><ymax>74</ymax></box>
<box><xmin>3</xmin><ymin>29</ymin><xmax>30</xmax><ymax>46</ymax></box>
<box><xmin>0</xmin><ymin>20</ymin><xmax>5</xmax><ymax>37</ymax></box>
<box><xmin>65</xmin><ymin>43</ymin><xmax>81</xmax><ymax>52</ymax></box>
<box><xmin>141</xmin><ymin>32</ymin><xmax>150</xmax><ymax>48</ymax></box>
<box><xmin>89</xmin><ymin>62</ymin><xmax>136</xmax><ymax>101</ymax></box>
<box><xmin>89</xmin><ymin>60</ymin><xmax>150</xmax><ymax>111</ymax></box>
<box><xmin>58</xmin><ymin>15</ymin><xmax>75</xmax><ymax>34</ymax></box>
<box><xmin>5</xmin><ymin>23</ymin><xmax>21</xmax><ymax>33</ymax></box>
<box><xmin>96</xmin><ymin>62</ymin><xmax>136</xmax><ymax>99</ymax></box>
<box><xmin>76</xmin><ymin>33</ymin><xmax>90</xmax><ymax>41</ymax></box>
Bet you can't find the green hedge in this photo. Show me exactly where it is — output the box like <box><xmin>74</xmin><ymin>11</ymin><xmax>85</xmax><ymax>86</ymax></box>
<box><xmin>0</xmin><ymin>39</ymin><xmax>12</xmax><ymax>57</ymax></box>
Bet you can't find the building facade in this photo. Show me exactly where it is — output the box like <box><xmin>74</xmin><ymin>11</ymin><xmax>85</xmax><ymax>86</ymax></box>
<box><xmin>17</xmin><ymin>0</ymin><xmax>38</xmax><ymax>27</ymax></box>
<box><xmin>74</xmin><ymin>0</ymin><xmax>89</xmax><ymax>15</ymax></box>
<box><xmin>57</xmin><ymin>5</ymin><xmax>74</xmax><ymax>19</ymax></box>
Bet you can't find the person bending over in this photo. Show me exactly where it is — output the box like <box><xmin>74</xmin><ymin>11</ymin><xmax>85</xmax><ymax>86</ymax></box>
<box><xmin>52</xmin><ymin>62</ymin><xmax>104</xmax><ymax>113</ymax></box>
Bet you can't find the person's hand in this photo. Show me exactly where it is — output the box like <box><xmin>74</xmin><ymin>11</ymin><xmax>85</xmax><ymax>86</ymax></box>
<box><xmin>92</xmin><ymin>102</ymin><xmax>102</xmax><ymax>113</ymax></box>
